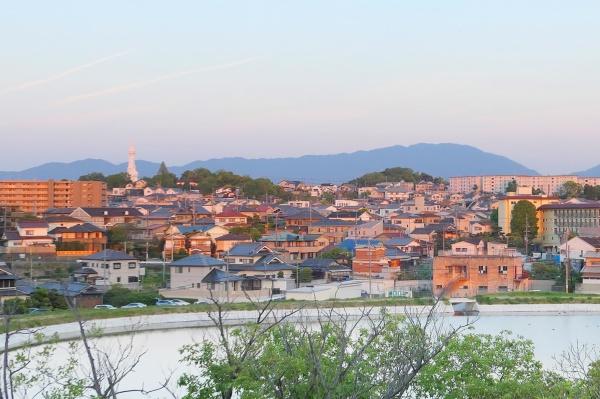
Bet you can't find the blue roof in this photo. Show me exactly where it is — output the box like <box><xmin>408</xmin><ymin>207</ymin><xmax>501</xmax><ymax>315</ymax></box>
<box><xmin>177</xmin><ymin>225</ymin><xmax>215</xmax><ymax>234</ymax></box>
<box><xmin>201</xmin><ymin>268</ymin><xmax>245</xmax><ymax>283</ymax></box>
<box><xmin>260</xmin><ymin>233</ymin><xmax>320</xmax><ymax>242</ymax></box>
<box><xmin>170</xmin><ymin>254</ymin><xmax>225</xmax><ymax>267</ymax></box>
<box><xmin>228</xmin><ymin>243</ymin><xmax>271</xmax><ymax>257</ymax></box>
<box><xmin>385</xmin><ymin>237</ymin><xmax>416</xmax><ymax>246</ymax></box>
<box><xmin>337</xmin><ymin>239</ymin><xmax>382</xmax><ymax>255</ymax></box>
<box><xmin>81</xmin><ymin>249</ymin><xmax>137</xmax><ymax>261</ymax></box>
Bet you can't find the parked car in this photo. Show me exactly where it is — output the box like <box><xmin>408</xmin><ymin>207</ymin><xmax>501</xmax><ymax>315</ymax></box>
<box><xmin>169</xmin><ymin>299</ymin><xmax>191</xmax><ymax>306</ymax></box>
<box><xmin>156</xmin><ymin>299</ymin><xmax>175</xmax><ymax>306</ymax></box>
<box><xmin>121</xmin><ymin>302</ymin><xmax>147</xmax><ymax>309</ymax></box>
<box><xmin>194</xmin><ymin>299</ymin><xmax>209</xmax><ymax>304</ymax></box>
<box><xmin>94</xmin><ymin>304</ymin><xmax>117</xmax><ymax>310</ymax></box>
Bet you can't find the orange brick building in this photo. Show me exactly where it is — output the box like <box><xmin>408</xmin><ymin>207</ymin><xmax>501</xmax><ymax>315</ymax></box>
<box><xmin>433</xmin><ymin>255</ymin><xmax>529</xmax><ymax>298</ymax></box>
<box><xmin>0</xmin><ymin>180</ymin><xmax>106</xmax><ymax>214</ymax></box>
<box><xmin>352</xmin><ymin>245</ymin><xmax>404</xmax><ymax>274</ymax></box>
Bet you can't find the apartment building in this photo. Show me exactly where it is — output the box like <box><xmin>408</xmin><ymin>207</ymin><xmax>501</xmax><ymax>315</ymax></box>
<box><xmin>496</xmin><ymin>193</ymin><xmax>559</xmax><ymax>235</ymax></box>
<box><xmin>538</xmin><ymin>200</ymin><xmax>600</xmax><ymax>249</ymax></box>
<box><xmin>449</xmin><ymin>175</ymin><xmax>600</xmax><ymax>194</ymax></box>
<box><xmin>0</xmin><ymin>180</ymin><xmax>106</xmax><ymax>214</ymax></box>
<box><xmin>433</xmin><ymin>255</ymin><xmax>528</xmax><ymax>297</ymax></box>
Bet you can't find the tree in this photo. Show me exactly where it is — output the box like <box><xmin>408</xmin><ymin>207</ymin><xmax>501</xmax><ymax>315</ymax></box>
<box><xmin>490</xmin><ymin>208</ymin><xmax>499</xmax><ymax>230</ymax></box>
<box><xmin>105</xmin><ymin>172</ymin><xmax>130</xmax><ymax>189</ymax></box>
<box><xmin>583</xmin><ymin>185</ymin><xmax>600</xmax><ymax>200</ymax></box>
<box><xmin>107</xmin><ymin>224</ymin><xmax>132</xmax><ymax>249</ymax></box>
<box><xmin>505</xmin><ymin>179</ymin><xmax>518</xmax><ymax>193</ymax></box>
<box><xmin>510</xmin><ymin>200</ymin><xmax>538</xmax><ymax>241</ymax></box>
<box><xmin>414</xmin><ymin>332</ymin><xmax>574</xmax><ymax>398</ymax></box>
<box><xmin>79</xmin><ymin>172</ymin><xmax>106</xmax><ymax>182</ymax></box>
<box><xmin>559</xmin><ymin>181</ymin><xmax>583</xmax><ymax>199</ymax></box>
<box><xmin>179</xmin><ymin>300</ymin><xmax>474</xmax><ymax>399</ymax></box>
<box><xmin>150</xmin><ymin>162</ymin><xmax>178</xmax><ymax>188</ymax></box>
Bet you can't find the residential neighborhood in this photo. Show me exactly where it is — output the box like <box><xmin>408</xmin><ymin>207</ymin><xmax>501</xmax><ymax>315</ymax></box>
<box><xmin>2</xmin><ymin>147</ymin><xmax>600</xmax><ymax>309</ymax></box>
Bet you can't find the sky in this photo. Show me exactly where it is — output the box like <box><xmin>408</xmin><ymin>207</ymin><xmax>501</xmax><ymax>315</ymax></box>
<box><xmin>1</xmin><ymin>1</ymin><xmax>599</xmax><ymax>174</ymax></box>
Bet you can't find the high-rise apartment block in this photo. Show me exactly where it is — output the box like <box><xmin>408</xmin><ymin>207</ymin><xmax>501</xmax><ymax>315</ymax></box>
<box><xmin>0</xmin><ymin>180</ymin><xmax>107</xmax><ymax>214</ymax></box>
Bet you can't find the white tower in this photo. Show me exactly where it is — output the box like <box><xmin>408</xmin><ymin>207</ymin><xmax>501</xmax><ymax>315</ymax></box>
<box><xmin>127</xmin><ymin>145</ymin><xmax>139</xmax><ymax>182</ymax></box>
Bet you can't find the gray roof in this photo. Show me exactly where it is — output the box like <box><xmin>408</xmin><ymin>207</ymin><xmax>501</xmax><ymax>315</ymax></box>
<box><xmin>170</xmin><ymin>254</ymin><xmax>225</xmax><ymax>267</ymax></box>
<box><xmin>201</xmin><ymin>268</ymin><xmax>245</xmax><ymax>283</ymax></box>
<box><xmin>228</xmin><ymin>243</ymin><xmax>271</xmax><ymax>257</ymax></box>
<box><xmin>81</xmin><ymin>249</ymin><xmax>137</xmax><ymax>261</ymax></box>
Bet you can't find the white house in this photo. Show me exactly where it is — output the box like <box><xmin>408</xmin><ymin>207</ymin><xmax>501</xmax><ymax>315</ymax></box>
<box><xmin>78</xmin><ymin>249</ymin><xmax>145</xmax><ymax>288</ymax></box>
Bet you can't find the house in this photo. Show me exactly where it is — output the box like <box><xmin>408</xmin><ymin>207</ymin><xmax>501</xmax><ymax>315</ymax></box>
<box><xmin>580</xmin><ymin>252</ymin><xmax>600</xmax><ymax>293</ymax></box>
<box><xmin>560</xmin><ymin>236</ymin><xmax>600</xmax><ymax>261</ymax></box>
<box><xmin>214</xmin><ymin>210</ymin><xmax>249</xmax><ymax>227</ymax></box>
<box><xmin>259</xmin><ymin>232</ymin><xmax>329</xmax><ymax>261</ymax></box>
<box><xmin>384</xmin><ymin>237</ymin><xmax>427</xmax><ymax>257</ymax></box>
<box><xmin>433</xmin><ymin>254</ymin><xmax>529</xmax><ymax>297</ymax></box>
<box><xmin>69</xmin><ymin>207</ymin><xmax>144</xmax><ymax>228</ymax></box>
<box><xmin>299</xmin><ymin>258</ymin><xmax>351</xmax><ymax>282</ymax></box>
<box><xmin>328</xmin><ymin>210</ymin><xmax>375</xmax><ymax>222</ymax></box>
<box><xmin>215</xmin><ymin>233</ymin><xmax>253</xmax><ymax>254</ymax></box>
<box><xmin>52</xmin><ymin>223</ymin><xmax>107</xmax><ymax>253</ymax></box>
<box><xmin>450</xmin><ymin>239</ymin><xmax>486</xmax><ymax>256</ymax></box>
<box><xmin>0</xmin><ymin>268</ymin><xmax>28</xmax><ymax>303</ymax></box>
<box><xmin>163</xmin><ymin>254</ymin><xmax>287</xmax><ymax>302</ymax></box>
<box><xmin>352</xmin><ymin>243</ymin><xmax>410</xmax><ymax>277</ymax></box>
<box><xmin>308</xmin><ymin>220</ymin><xmax>357</xmax><ymax>244</ymax></box>
<box><xmin>347</xmin><ymin>220</ymin><xmax>384</xmax><ymax>239</ymax></box>
<box><xmin>388</xmin><ymin>213</ymin><xmax>425</xmax><ymax>233</ymax></box>
<box><xmin>45</xmin><ymin>215</ymin><xmax>85</xmax><ymax>231</ymax></box>
<box><xmin>2</xmin><ymin>220</ymin><xmax>55</xmax><ymax>254</ymax></box>
<box><xmin>18</xmin><ymin>281</ymin><xmax>103</xmax><ymax>308</ymax></box>
<box><xmin>284</xmin><ymin>208</ymin><xmax>326</xmax><ymax>229</ymax></box>
<box><xmin>469</xmin><ymin>220</ymin><xmax>493</xmax><ymax>235</ymax></box>
<box><xmin>77</xmin><ymin>249</ymin><xmax>145</xmax><ymax>288</ymax></box>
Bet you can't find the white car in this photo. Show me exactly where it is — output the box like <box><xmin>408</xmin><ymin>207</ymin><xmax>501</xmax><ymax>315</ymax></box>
<box><xmin>94</xmin><ymin>304</ymin><xmax>117</xmax><ymax>310</ymax></box>
<box><xmin>169</xmin><ymin>299</ymin><xmax>191</xmax><ymax>306</ymax></box>
<box><xmin>121</xmin><ymin>303</ymin><xmax>147</xmax><ymax>309</ymax></box>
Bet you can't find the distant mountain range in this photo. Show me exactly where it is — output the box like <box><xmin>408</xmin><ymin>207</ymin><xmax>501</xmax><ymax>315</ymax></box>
<box><xmin>0</xmin><ymin>143</ymin><xmax>541</xmax><ymax>183</ymax></box>
<box><xmin>574</xmin><ymin>165</ymin><xmax>600</xmax><ymax>177</ymax></box>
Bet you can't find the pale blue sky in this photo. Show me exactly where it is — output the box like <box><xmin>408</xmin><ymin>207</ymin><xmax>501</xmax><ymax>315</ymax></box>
<box><xmin>1</xmin><ymin>1</ymin><xmax>599</xmax><ymax>173</ymax></box>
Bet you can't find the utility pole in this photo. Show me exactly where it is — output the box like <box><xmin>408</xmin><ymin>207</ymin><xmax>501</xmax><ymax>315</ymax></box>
<box><xmin>368</xmin><ymin>237</ymin><xmax>372</xmax><ymax>298</ymax></box>
<box><xmin>524</xmin><ymin>214</ymin><xmax>529</xmax><ymax>257</ymax></box>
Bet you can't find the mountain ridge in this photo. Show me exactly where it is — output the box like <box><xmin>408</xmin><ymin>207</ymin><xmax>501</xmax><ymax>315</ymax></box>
<box><xmin>0</xmin><ymin>143</ymin><xmax>539</xmax><ymax>183</ymax></box>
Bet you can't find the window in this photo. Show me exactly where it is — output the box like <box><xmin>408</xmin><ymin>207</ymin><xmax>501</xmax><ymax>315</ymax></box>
<box><xmin>478</xmin><ymin>265</ymin><xmax>487</xmax><ymax>274</ymax></box>
<box><xmin>462</xmin><ymin>285</ymin><xmax>468</xmax><ymax>289</ymax></box>
<box><xmin>498</xmin><ymin>286</ymin><xmax>508</xmax><ymax>292</ymax></box>
<box><xmin>113</xmin><ymin>263</ymin><xmax>121</xmax><ymax>269</ymax></box>
<box><xmin>498</xmin><ymin>265</ymin><xmax>508</xmax><ymax>275</ymax></box>
<box><xmin>128</xmin><ymin>262</ymin><xmax>137</xmax><ymax>269</ymax></box>
<box><xmin>102</xmin><ymin>263</ymin><xmax>109</xmax><ymax>269</ymax></box>
<box><xmin>128</xmin><ymin>276</ymin><xmax>138</xmax><ymax>283</ymax></box>
<box><xmin>436</xmin><ymin>285</ymin><xmax>443</xmax><ymax>289</ymax></box>
<box><xmin>116</xmin><ymin>277</ymin><xmax>121</xmax><ymax>283</ymax></box>
<box><xmin>478</xmin><ymin>286</ymin><xmax>488</xmax><ymax>293</ymax></box>
<box><xmin>25</xmin><ymin>230</ymin><xmax>34</xmax><ymax>236</ymax></box>
<box><xmin>177</xmin><ymin>267</ymin><xmax>183</xmax><ymax>274</ymax></box>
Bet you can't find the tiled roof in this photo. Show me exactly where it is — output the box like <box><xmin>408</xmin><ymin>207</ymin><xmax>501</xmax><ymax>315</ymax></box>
<box><xmin>79</xmin><ymin>207</ymin><xmax>143</xmax><ymax>217</ymax></box>
<box><xmin>81</xmin><ymin>249</ymin><xmax>137</xmax><ymax>261</ymax></box>
<box><xmin>170</xmin><ymin>254</ymin><xmax>225</xmax><ymax>267</ymax></box>
<box><xmin>228</xmin><ymin>243</ymin><xmax>270</xmax><ymax>257</ymax></box>
<box><xmin>201</xmin><ymin>268</ymin><xmax>245</xmax><ymax>283</ymax></box>
<box><xmin>215</xmin><ymin>233</ymin><xmax>251</xmax><ymax>241</ymax></box>
<box><xmin>18</xmin><ymin>220</ymin><xmax>48</xmax><ymax>228</ymax></box>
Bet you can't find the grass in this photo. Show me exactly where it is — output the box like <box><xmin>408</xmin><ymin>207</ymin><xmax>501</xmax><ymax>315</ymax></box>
<box><xmin>476</xmin><ymin>291</ymin><xmax>600</xmax><ymax>305</ymax></box>
<box><xmin>8</xmin><ymin>297</ymin><xmax>434</xmax><ymax>331</ymax></box>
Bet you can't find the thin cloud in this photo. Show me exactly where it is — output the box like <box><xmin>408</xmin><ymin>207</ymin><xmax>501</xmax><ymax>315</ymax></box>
<box><xmin>0</xmin><ymin>51</ymin><xmax>130</xmax><ymax>96</ymax></box>
<box><xmin>58</xmin><ymin>57</ymin><xmax>258</xmax><ymax>105</ymax></box>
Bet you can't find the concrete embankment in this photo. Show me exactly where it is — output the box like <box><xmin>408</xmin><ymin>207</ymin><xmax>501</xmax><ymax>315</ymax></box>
<box><xmin>4</xmin><ymin>303</ymin><xmax>600</xmax><ymax>350</ymax></box>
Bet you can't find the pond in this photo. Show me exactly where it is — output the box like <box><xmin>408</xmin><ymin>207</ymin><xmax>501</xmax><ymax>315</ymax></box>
<box><xmin>15</xmin><ymin>313</ymin><xmax>600</xmax><ymax>398</ymax></box>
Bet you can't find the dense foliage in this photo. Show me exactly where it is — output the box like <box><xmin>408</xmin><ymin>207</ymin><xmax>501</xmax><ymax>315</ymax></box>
<box><xmin>180</xmin><ymin>168</ymin><xmax>291</xmax><ymax>199</ymax></box>
<box><xmin>510</xmin><ymin>200</ymin><xmax>538</xmax><ymax>240</ymax></box>
<box><xmin>348</xmin><ymin>167</ymin><xmax>446</xmax><ymax>186</ymax></box>
<box><xmin>79</xmin><ymin>172</ymin><xmax>131</xmax><ymax>189</ymax></box>
<box><xmin>102</xmin><ymin>285</ymin><xmax>159</xmax><ymax>307</ymax></box>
